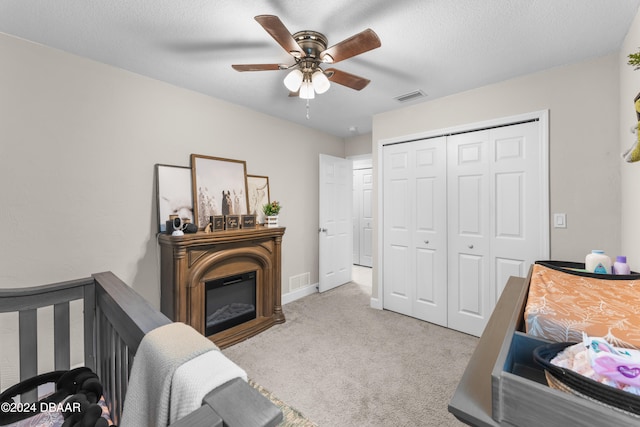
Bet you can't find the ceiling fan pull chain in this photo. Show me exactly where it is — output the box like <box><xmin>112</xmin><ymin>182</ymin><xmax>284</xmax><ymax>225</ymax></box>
<box><xmin>306</xmin><ymin>99</ymin><xmax>310</xmax><ymax>120</ymax></box>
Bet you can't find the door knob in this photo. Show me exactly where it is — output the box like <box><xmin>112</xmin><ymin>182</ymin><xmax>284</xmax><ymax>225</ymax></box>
<box><xmin>424</xmin><ymin>240</ymin><xmax>429</xmax><ymax>244</ymax></box>
<box><xmin>319</xmin><ymin>228</ymin><xmax>327</xmax><ymax>233</ymax></box>
<box><xmin>468</xmin><ymin>244</ymin><xmax>474</xmax><ymax>249</ymax></box>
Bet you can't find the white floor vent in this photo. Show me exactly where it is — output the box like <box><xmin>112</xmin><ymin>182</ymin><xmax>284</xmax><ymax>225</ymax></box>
<box><xmin>289</xmin><ymin>272</ymin><xmax>310</xmax><ymax>290</ymax></box>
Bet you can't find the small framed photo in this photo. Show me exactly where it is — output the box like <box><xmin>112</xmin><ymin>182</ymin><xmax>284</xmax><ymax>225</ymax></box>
<box><xmin>191</xmin><ymin>154</ymin><xmax>249</xmax><ymax>229</ymax></box>
<box><xmin>225</xmin><ymin>215</ymin><xmax>240</xmax><ymax>230</ymax></box>
<box><xmin>211</xmin><ymin>215</ymin><xmax>225</xmax><ymax>231</ymax></box>
<box><xmin>247</xmin><ymin>175</ymin><xmax>270</xmax><ymax>224</ymax></box>
<box><xmin>155</xmin><ymin>164</ymin><xmax>194</xmax><ymax>233</ymax></box>
<box><xmin>241</xmin><ymin>214</ymin><xmax>256</xmax><ymax>229</ymax></box>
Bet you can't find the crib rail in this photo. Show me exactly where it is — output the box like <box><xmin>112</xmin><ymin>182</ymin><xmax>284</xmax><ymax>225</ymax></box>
<box><xmin>92</xmin><ymin>272</ymin><xmax>171</xmax><ymax>424</ymax></box>
<box><xmin>0</xmin><ymin>272</ymin><xmax>171</xmax><ymax>425</ymax></box>
<box><xmin>0</xmin><ymin>277</ymin><xmax>94</xmax><ymax>402</ymax></box>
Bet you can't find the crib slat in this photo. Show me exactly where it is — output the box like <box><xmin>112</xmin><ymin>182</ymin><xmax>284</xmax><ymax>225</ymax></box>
<box><xmin>84</xmin><ymin>282</ymin><xmax>96</xmax><ymax>372</ymax></box>
<box><xmin>108</xmin><ymin>325</ymin><xmax>115</xmax><ymax>422</ymax></box>
<box><xmin>54</xmin><ymin>302</ymin><xmax>70</xmax><ymax>370</ymax></box>
<box><xmin>113</xmin><ymin>331</ymin><xmax>122</xmax><ymax>425</ymax></box>
<box><xmin>19</xmin><ymin>309</ymin><xmax>38</xmax><ymax>402</ymax></box>
<box><xmin>120</xmin><ymin>342</ymin><xmax>129</xmax><ymax>412</ymax></box>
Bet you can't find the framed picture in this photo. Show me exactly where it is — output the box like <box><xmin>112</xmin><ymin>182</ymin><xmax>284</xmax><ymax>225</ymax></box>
<box><xmin>247</xmin><ymin>175</ymin><xmax>270</xmax><ymax>224</ymax></box>
<box><xmin>225</xmin><ymin>215</ymin><xmax>240</xmax><ymax>230</ymax></box>
<box><xmin>156</xmin><ymin>164</ymin><xmax>194</xmax><ymax>233</ymax></box>
<box><xmin>211</xmin><ymin>215</ymin><xmax>225</xmax><ymax>231</ymax></box>
<box><xmin>191</xmin><ymin>154</ymin><xmax>249</xmax><ymax>229</ymax></box>
<box><xmin>241</xmin><ymin>214</ymin><xmax>256</xmax><ymax>229</ymax></box>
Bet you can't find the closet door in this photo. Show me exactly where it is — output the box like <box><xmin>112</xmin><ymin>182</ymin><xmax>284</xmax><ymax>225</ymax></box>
<box><xmin>447</xmin><ymin>121</ymin><xmax>542</xmax><ymax>336</ymax></box>
<box><xmin>490</xmin><ymin>121</ymin><xmax>541</xmax><ymax>301</ymax></box>
<box><xmin>447</xmin><ymin>131</ymin><xmax>491</xmax><ymax>336</ymax></box>
<box><xmin>383</xmin><ymin>143</ymin><xmax>413</xmax><ymax>315</ymax></box>
<box><xmin>383</xmin><ymin>137</ymin><xmax>447</xmax><ymax>326</ymax></box>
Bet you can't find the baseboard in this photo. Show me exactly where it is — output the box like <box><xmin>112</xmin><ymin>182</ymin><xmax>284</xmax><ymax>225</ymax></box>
<box><xmin>370</xmin><ymin>297</ymin><xmax>382</xmax><ymax>310</ymax></box>
<box><xmin>282</xmin><ymin>283</ymin><xmax>318</xmax><ymax>305</ymax></box>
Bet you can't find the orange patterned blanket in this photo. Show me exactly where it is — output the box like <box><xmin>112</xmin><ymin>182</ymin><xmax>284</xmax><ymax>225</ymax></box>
<box><xmin>525</xmin><ymin>263</ymin><xmax>640</xmax><ymax>349</ymax></box>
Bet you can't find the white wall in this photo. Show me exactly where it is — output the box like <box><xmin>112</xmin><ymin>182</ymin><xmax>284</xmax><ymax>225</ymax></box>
<box><xmin>372</xmin><ymin>54</ymin><xmax>621</xmax><ymax>299</ymax></box>
<box><xmin>0</xmin><ymin>33</ymin><xmax>344</xmax><ymax>306</ymax></box>
<box><xmin>620</xmin><ymin>11</ymin><xmax>640</xmax><ymax>272</ymax></box>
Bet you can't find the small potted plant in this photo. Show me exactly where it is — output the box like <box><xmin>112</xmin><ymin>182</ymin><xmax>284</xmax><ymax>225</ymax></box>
<box><xmin>262</xmin><ymin>201</ymin><xmax>282</xmax><ymax>227</ymax></box>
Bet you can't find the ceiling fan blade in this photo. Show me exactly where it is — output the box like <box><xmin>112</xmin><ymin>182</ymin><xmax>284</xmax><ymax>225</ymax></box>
<box><xmin>255</xmin><ymin>15</ymin><xmax>304</xmax><ymax>58</ymax></box>
<box><xmin>326</xmin><ymin>68</ymin><xmax>371</xmax><ymax>91</ymax></box>
<box><xmin>232</xmin><ymin>64</ymin><xmax>283</xmax><ymax>72</ymax></box>
<box><xmin>320</xmin><ymin>29</ymin><xmax>381</xmax><ymax>64</ymax></box>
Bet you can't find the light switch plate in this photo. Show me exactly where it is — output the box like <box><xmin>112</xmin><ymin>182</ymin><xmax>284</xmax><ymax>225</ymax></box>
<box><xmin>554</xmin><ymin>213</ymin><xmax>567</xmax><ymax>228</ymax></box>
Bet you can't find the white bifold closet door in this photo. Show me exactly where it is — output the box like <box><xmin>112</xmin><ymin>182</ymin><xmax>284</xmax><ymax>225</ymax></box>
<box><xmin>383</xmin><ymin>120</ymin><xmax>543</xmax><ymax>336</ymax></box>
<box><xmin>383</xmin><ymin>137</ymin><xmax>448</xmax><ymax>326</ymax></box>
<box><xmin>447</xmin><ymin>122</ymin><xmax>541</xmax><ymax>336</ymax></box>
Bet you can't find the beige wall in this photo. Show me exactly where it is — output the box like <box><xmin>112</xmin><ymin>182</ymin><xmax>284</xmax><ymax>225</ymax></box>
<box><xmin>372</xmin><ymin>54</ymin><xmax>621</xmax><ymax>299</ymax></box>
<box><xmin>345</xmin><ymin>132</ymin><xmax>373</xmax><ymax>157</ymax></box>
<box><xmin>620</xmin><ymin>11</ymin><xmax>640</xmax><ymax>272</ymax></box>
<box><xmin>0</xmin><ymin>33</ymin><xmax>344</xmax><ymax>306</ymax></box>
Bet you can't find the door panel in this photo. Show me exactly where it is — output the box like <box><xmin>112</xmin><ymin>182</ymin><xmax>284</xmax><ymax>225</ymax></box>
<box><xmin>495</xmin><ymin>172</ymin><xmax>524</xmax><ymax>238</ymax></box>
<box><xmin>319</xmin><ymin>154</ymin><xmax>352</xmax><ymax>292</ymax></box>
<box><xmin>415</xmin><ymin>247</ymin><xmax>436</xmax><ymax>302</ymax></box>
<box><xmin>383</xmin><ymin>138</ymin><xmax>447</xmax><ymax>325</ymax></box>
<box><xmin>457</xmin><ymin>254</ymin><xmax>483</xmax><ymax>315</ymax></box>
<box><xmin>490</xmin><ymin>121</ymin><xmax>541</xmax><ymax>304</ymax></box>
<box><xmin>458</xmin><ymin>175</ymin><xmax>484</xmax><ymax>235</ymax></box>
<box><xmin>447</xmin><ymin>131</ymin><xmax>491</xmax><ymax>337</ymax></box>
<box><xmin>359</xmin><ymin>169</ymin><xmax>373</xmax><ymax>266</ymax></box>
<box><xmin>383</xmin><ymin>145</ymin><xmax>412</xmax><ymax>314</ymax></box>
<box><xmin>413</xmin><ymin>138</ymin><xmax>447</xmax><ymax>325</ymax></box>
<box><xmin>352</xmin><ymin>168</ymin><xmax>373</xmax><ymax>267</ymax></box>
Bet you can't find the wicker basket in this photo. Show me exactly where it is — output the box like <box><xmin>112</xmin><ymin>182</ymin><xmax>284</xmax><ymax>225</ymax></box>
<box><xmin>534</xmin><ymin>343</ymin><xmax>640</xmax><ymax>417</ymax></box>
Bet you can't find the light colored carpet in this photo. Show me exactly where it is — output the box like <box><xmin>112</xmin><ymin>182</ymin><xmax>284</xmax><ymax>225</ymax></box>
<box><xmin>223</xmin><ymin>267</ymin><xmax>478</xmax><ymax>426</ymax></box>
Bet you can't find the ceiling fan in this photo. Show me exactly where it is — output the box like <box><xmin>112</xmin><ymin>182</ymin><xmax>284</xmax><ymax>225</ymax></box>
<box><xmin>232</xmin><ymin>15</ymin><xmax>381</xmax><ymax>100</ymax></box>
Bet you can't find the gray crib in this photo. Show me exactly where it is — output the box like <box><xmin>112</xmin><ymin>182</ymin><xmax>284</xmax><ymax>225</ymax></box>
<box><xmin>0</xmin><ymin>271</ymin><xmax>282</xmax><ymax>427</ymax></box>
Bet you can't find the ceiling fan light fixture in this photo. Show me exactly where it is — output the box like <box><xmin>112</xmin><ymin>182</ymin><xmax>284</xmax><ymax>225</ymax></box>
<box><xmin>283</xmin><ymin>69</ymin><xmax>304</xmax><ymax>91</ymax></box>
<box><xmin>321</xmin><ymin>53</ymin><xmax>334</xmax><ymax>63</ymax></box>
<box><xmin>312</xmin><ymin>70</ymin><xmax>330</xmax><ymax>94</ymax></box>
<box><xmin>299</xmin><ymin>80</ymin><xmax>315</xmax><ymax>99</ymax></box>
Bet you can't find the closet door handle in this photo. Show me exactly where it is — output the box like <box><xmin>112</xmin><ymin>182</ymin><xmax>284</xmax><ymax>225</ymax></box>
<box><xmin>424</xmin><ymin>240</ymin><xmax>429</xmax><ymax>245</ymax></box>
<box><xmin>468</xmin><ymin>244</ymin><xmax>474</xmax><ymax>249</ymax></box>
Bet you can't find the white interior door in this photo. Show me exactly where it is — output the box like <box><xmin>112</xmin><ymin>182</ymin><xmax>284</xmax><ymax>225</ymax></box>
<box><xmin>354</xmin><ymin>168</ymin><xmax>373</xmax><ymax>267</ymax></box>
<box><xmin>382</xmin><ymin>143</ymin><xmax>412</xmax><ymax>315</ymax></box>
<box><xmin>447</xmin><ymin>131</ymin><xmax>491</xmax><ymax>336</ymax></box>
<box><xmin>447</xmin><ymin>121</ymin><xmax>543</xmax><ymax>336</ymax></box>
<box><xmin>412</xmin><ymin>138</ymin><xmax>448</xmax><ymax>325</ymax></box>
<box><xmin>383</xmin><ymin>138</ymin><xmax>447</xmax><ymax>325</ymax></box>
<box><xmin>490</xmin><ymin>121</ymin><xmax>543</xmax><ymax>300</ymax></box>
<box><xmin>319</xmin><ymin>154</ymin><xmax>353</xmax><ymax>292</ymax></box>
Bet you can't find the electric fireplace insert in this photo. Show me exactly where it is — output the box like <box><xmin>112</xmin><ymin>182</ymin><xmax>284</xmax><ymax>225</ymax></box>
<box><xmin>205</xmin><ymin>271</ymin><xmax>257</xmax><ymax>336</ymax></box>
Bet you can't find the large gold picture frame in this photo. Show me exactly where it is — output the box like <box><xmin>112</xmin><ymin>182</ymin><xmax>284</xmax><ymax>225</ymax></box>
<box><xmin>191</xmin><ymin>154</ymin><xmax>249</xmax><ymax>229</ymax></box>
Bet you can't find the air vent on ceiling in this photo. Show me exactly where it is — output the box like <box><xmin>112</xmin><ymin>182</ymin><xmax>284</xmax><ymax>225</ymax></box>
<box><xmin>394</xmin><ymin>90</ymin><xmax>426</xmax><ymax>103</ymax></box>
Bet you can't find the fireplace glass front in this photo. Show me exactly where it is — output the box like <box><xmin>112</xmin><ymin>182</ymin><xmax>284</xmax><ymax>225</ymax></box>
<box><xmin>205</xmin><ymin>271</ymin><xmax>257</xmax><ymax>336</ymax></box>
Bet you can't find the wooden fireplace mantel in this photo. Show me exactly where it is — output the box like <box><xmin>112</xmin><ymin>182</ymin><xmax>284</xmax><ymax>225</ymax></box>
<box><xmin>158</xmin><ymin>226</ymin><xmax>285</xmax><ymax>348</ymax></box>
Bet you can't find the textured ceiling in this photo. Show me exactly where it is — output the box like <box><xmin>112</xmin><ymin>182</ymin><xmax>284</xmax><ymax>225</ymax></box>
<box><xmin>1</xmin><ymin>0</ymin><xmax>639</xmax><ymax>137</ymax></box>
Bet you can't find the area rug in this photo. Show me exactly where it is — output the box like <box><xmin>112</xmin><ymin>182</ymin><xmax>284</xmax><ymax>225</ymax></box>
<box><xmin>249</xmin><ymin>379</ymin><xmax>318</xmax><ymax>427</ymax></box>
